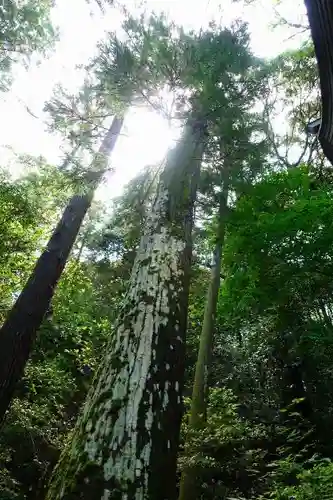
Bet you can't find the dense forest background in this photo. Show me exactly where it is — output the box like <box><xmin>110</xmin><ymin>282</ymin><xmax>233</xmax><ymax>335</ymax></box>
<box><xmin>0</xmin><ymin>0</ymin><xmax>331</xmax><ymax>499</ymax></box>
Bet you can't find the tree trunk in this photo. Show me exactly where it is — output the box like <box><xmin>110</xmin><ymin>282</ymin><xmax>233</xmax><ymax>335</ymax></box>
<box><xmin>0</xmin><ymin>116</ymin><xmax>123</xmax><ymax>424</ymax></box>
<box><xmin>178</xmin><ymin>176</ymin><xmax>229</xmax><ymax>500</ymax></box>
<box><xmin>45</xmin><ymin>118</ymin><xmax>207</xmax><ymax>500</ymax></box>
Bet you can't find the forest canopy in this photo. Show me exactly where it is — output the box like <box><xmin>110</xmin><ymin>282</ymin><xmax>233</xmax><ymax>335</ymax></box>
<box><xmin>0</xmin><ymin>1</ymin><xmax>332</xmax><ymax>499</ymax></box>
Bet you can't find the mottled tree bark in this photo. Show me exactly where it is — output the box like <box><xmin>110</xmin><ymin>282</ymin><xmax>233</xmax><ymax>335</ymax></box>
<box><xmin>0</xmin><ymin>116</ymin><xmax>123</xmax><ymax>424</ymax></box>
<box><xmin>178</xmin><ymin>176</ymin><xmax>229</xmax><ymax>500</ymax></box>
<box><xmin>45</xmin><ymin>118</ymin><xmax>207</xmax><ymax>500</ymax></box>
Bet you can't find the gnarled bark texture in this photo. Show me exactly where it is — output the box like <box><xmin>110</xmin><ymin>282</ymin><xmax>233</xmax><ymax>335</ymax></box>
<box><xmin>0</xmin><ymin>116</ymin><xmax>123</xmax><ymax>424</ymax></box>
<box><xmin>45</xmin><ymin>119</ymin><xmax>206</xmax><ymax>500</ymax></box>
<box><xmin>178</xmin><ymin>176</ymin><xmax>229</xmax><ymax>500</ymax></box>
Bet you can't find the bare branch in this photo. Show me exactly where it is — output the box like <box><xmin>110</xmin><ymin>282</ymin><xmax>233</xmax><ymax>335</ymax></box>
<box><xmin>263</xmin><ymin>98</ymin><xmax>311</xmax><ymax>169</ymax></box>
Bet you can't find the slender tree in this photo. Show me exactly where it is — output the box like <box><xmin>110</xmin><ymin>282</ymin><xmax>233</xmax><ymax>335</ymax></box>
<box><xmin>0</xmin><ymin>116</ymin><xmax>123</xmax><ymax>423</ymax></box>
<box><xmin>179</xmin><ymin>97</ymin><xmax>270</xmax><ymax>499</ymax></box>
<box><xmin>178</xmin><ymin>165</ymin><xmax>229</xmax><ymax>500</ymax></box>
<box><xmin>46</xmin><ymin>115</ymin><xmax>207</xmax><ymax>500</ymax></box>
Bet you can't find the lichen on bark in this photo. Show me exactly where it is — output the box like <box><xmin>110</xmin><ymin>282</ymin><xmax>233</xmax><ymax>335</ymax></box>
<box><xmin>46</xmin><ymin>120</ymin><xmax>206</xmax><ymax>500</ymax></box>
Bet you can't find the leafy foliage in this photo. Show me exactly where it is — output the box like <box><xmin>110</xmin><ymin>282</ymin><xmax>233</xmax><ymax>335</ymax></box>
<box><xmin>0</xmin><ymin>0</ymin><xmax>56</xmax><ymax>90</ymax></box>
<box><xmin>1</xmin><ymin>2</ymin><xmax>333</xmax><ymax>500</ymax></box>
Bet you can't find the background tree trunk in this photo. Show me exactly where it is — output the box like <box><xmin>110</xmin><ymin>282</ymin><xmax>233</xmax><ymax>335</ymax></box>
<box><xmin>0</xmin><ymin>116</ymin><xmax>123</xmax><ymax>423</ymax></box>
<box><xmin>45</xmin><ymin>118</ymin><xmax>207</xmax><ymax>500</ymax></box>
<box><xmin>178</xmin><ymin>174</ymin><xmax>229</xmax><ymax>500</ymax></box>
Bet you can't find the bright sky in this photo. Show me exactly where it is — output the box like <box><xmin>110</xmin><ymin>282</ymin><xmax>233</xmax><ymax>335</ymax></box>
<box><xmin>0</xmin><ymin>0</ymin><xmax>308</xmax><ymax>203</ymax></box>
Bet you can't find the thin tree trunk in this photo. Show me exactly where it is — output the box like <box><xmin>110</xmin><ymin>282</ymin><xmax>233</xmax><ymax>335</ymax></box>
<box><xmin>45</xmin><ymin>118</ymin><xmax>207</xmax><ymax>500</ymax></box>
<box><xmin>0</xmin><ymin>116</ymin><xmax>123</xmax><ymax>424</ymax></box>
<box><xmin>178</xmin><ymin>175</ymin><xmax>229</xmax><ymax>500</ymax></box>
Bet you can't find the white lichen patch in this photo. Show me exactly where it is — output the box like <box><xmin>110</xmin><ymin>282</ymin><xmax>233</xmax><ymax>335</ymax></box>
<box><xmin>102</xmin><ymin>490</ymin><xmax>111</xmax><ymax>500</ymax></box>
<box><xmin>163</xmin><ymin>382</ymin><xmax>170</xmax><ymax>409</ymax></box>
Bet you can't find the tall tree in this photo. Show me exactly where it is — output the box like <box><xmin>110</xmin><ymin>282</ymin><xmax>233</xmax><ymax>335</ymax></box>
<box><xmin>178</xmin><ymin>46</ymin><xmax>269</xmax><ymax>497</ymax></box>
<box><xmin>0</xmin><ymin>116</ymin><xmax>123</xmax><ymax>423</ymax></box>
<box><xmin>45</xmin><ymin>14</ymin><xmax>267</xmax><ymax>500</ymax></box>
<box><xmin>46</xmin><ymin>116</ymin><xmax>207</xmax><ymax>500</ymax></box>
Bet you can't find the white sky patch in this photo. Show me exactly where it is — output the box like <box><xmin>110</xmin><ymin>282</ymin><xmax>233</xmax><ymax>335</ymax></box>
<box><xmin>99</xmin><ymin>106</ymin><xmax>180</xmax><ymax>201</ymax></box>
<box><xmin>0</xmin><ymin>0</ymin><xmax>308</xmax><ymax>203</ymax></box>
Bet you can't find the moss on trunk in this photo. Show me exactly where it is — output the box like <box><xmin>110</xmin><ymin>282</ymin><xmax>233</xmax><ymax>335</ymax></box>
<box><xmin>46</xmin><ymin>120</ymin><xmax>206</xmax><ymax>500</ymax></box>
